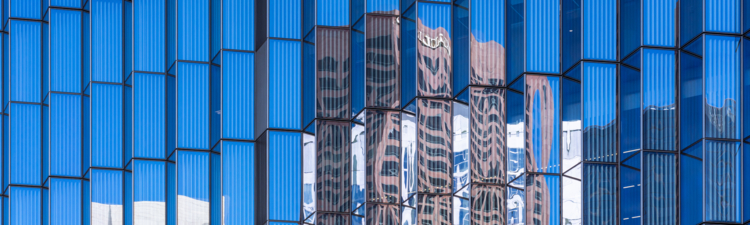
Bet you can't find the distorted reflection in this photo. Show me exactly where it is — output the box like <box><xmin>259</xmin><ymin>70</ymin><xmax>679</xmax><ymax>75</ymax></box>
<box><xmin>303</xmin><ymin>133</ymin><xmax>317</xmax><ymax>219</ymax></box>
<box><xmin>470</xmin><ymin>87</ymin><xmax>505</xmax><ymax>184</ymax></box>
<box><xmin>472</xmin><ymin>185</ymin><xmax>504</xmax><ymax>225</ymax></box>
<box><xmin>316</xmin><ymin>28</ymin><xmax>351</xmax><ymax>119</ymax></box>
<box><xmin>525</xmin><ymin>175</ymin><xmax>560</xmax><ymax>225</ymax></box>
<box><xmin>366</xmin><ymin>16</ymin><xmax>401</xmax><ymax>108</ymax></box>
<box><xmin>401</xmin><ymin>113</ymin><xmax>417</xmax><ymax>201</ymax></box>
<box><xmin>352</xmin><ymin>123</ymin><xmax>366</xmax><ymax>209</ymax></box>
<box><xmin>418</xmin><ymin>195</ymin><xmax>451</xmax><ymax>224</ymax></box>
<box><xmin>525</xmin><ymin>76</ymin><xmax>560</xmax><ymax>173</ymax></box>
<box><xmin>417</xmin><ymin>99</ymin><xmax>452</xmax><ymax>193</ymax></box>
<box><xmin>417</xmin><ymin>3</ymin><xmax>452</xmax><ymax>97</ymax></box>
<box><xmin>366</xmin><ymin>110</ymin><xmax>401</xmax><ymax>203</ymax></box>
<box><xmin>453</xmin><ymin>102</ymin><xmax>470</xmax><ymax>191</ymax></box>
<box><xmin>316</xmin><ymin>121</ymin><xmax>352</xmax><ymax>212</ymax></box>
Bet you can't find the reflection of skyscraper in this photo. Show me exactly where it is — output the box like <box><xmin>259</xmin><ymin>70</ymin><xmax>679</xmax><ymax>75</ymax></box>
<box><xmin>365</xmin><ymin>110</ymin><xmax>401</xmax><ymax>203</ymax></box>
<box><xmin>417</xmin><ymin>19</ymin><xmax>452</xmax><ymax>98</ymax></box>
<box><xmin>316</xmin><ymin>121</ymin><xmax>352</xmax><ymax>213</ymax></box>
<box><xmin>470</xmin><ymin>88</ymin><xmax>506</xmax><ymax>184</ymax></box>
<box><xmin>417</xmin><ymin>99</ymin><xmax>453</xmax><ymax>193</ymax></box>
<box><xmin>525</xmin><ymin>76</ymin><xmax>558</xmax><ymax>172</ymax></box>
<box><xmin>366</xmin><ymin>16</ymin><xmax>401</xmax><ymax>108</ymax></box>
<box><xmin>316</xmin><ymin>28</ymin><xmax>351</xmax><ymax>119</ymax></box>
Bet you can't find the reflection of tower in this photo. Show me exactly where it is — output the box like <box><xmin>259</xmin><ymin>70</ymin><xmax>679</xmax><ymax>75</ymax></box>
<box><xmin>416</xmin><ymin>19</ymin><xmax>452</xmax><ymax>98</ymax></box>
<box><xmin>470</xmin><ymin>35</ymin><xmax>506</xmax><ymax>86</ymax></box>
<box><xmin>316</xmin><ymin>28</ymin><xmax>351</xmax><ymax>119</ymax></box>
<box><xmin>527</xmin><ymin>175</ymin><xmax>551</xmax><ymax>225</ymax></box>
<box><xmin>704</xmin><ymin>99</ymin><xmax>737</xmax><ymax>138</ymax></box>
<box><xmin>365</xmin><ymin>110</ymin><xmax>401</xmax><ymax>203</ymax></box>
<box><xmin>316</xmin><ymin>121</ymin><xmax>352</xmax><ymax>213</ymax></box>
<box><xmin>417</xmin><ymin>99</ymin><xmax>452</xmax><ymax>193</ymax></box>
<box><xmin>472</xmin><ymin>185</ymin><xmax>505</xmax><ymax>224</ymax></box>
<box><xmin>525</xmin><ymin>76</ymin><xmax>555</xmax><ymax>172</ymax></box>
<box><xmin>470</xmin><ymin>88</ymin><xmax>505</xmax><ymax>184</ymax></box>
<box><xmin>366</xmin><ymin>16</ymin><xmax>401</xmax><ymax>108</ymax></box>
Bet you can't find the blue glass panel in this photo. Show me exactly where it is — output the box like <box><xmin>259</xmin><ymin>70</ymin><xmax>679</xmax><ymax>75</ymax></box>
<box><xmin>642</xmin><ymin>152</ymin><xmax>676</xmax><ymax>224</ymax></box>
<box><xmin>416</xmin><ymin>3</ymin><xmax>451</xmax><ymax>98</ymax></box>
<box><xmin>562</xmin><ymin>0</ymin><xmax>581</xmax><ymax>71</ymax></box>
<box><xmin>583</xmin><ymin>164</ymin><xmax>617</xmax><ymax>224</ymax></box>
<box><xmin>401</xmin><ymin>7</ymin><xmax>416</xmax><ymax>107</ymax></box>
<box><xmin>351</xmin><ymin>123</ymin><xmax>365</xmax><ymax>210</ymax></box>
<box><xmin>269</xmin><ymin>0</ymin><xmax>301</xmax><ymax>39</ymax></box>
<box><xmin>643</xmin><ymin>0</ymin><xmax>677</xmax><ymax>47</ymax></box>
<box><xmin>507</xmin><ymin>187</ymin><xmax>525</xmax><ymax>225</ymax></box>
<box><xmin>167</xmin><ymin>0</ymin><xmax>176</xmax><ymax>66</ymax></box>
<box><xmin>268</xmin><ymin>131</ymin><xmax>301</xmax><ymax>221</ymax></box>
<box><xmin>680</xmin><ymin>146</ymin><xmax>703</xmax><ymax>225</ymax></box>
<box><xmin>562</xmin><ymin>78</ymin><xmax>581</xmax><ymax>172</ymax></box>
<box><xmin>706</xmin><ymin>0</ymin><xmax>740</xmax><ymax>33</ymax></box>
<box><xmin>222</xmin><ymin>0</ymin><xmax>254</xmax><ymax>50</ymax></box>
<box><xmin>303</xmin><ymin>0</ymin><xmax>314</xmax><ymax>35</ymax></box>
<box><xmin>177</xmin><ymin>0</ymin><xmax>209</xmax><ymax>61</ymax></box>
<box><xmin>91</xmin><ymin>0</ymin><xmax>123</xmax><ymax>83</ymax></box>
<box><xmin>90</xmin><ymin>169</ymin><xmax>123</xmax><ymax>225</ymax></box>
<box><xmin>745</xmin><ymin>38</ymin><xmax>750</xmax><ymax>140</ymax></box>
<box><xmin>49</xmin><ymin>178</ymin><xmax>82</xmax><ymax>225</ymax></box>
<box><xmin>744</xmin><ymin>142</ymin><xmax>750</xmax><ymax>221</ymax></box>
<box><xmin>10</xmin><ymin>0</ymin><xmax>41</xmax><ymax>19</ymax></box>
<box><xmin>620</xmin><ymin>66</ymin><xmax>640</xmax><ymax>158</ymax></box>
<box><xmin>453</xmin><ymin>103</ymin><xmax>469</xmax><ymax>192</ymax></box>
<box><xmin>222</xmin><ymin>52</ymin><xmax>254</xmax><ymax>140</ymax></box>
<box><xmin>317</xmin><ymin>0</ymin><xmax>349</xmax><ymax>26</ymax></box>
<box><xmin>507</xmin><ymin>0</ymin><xmax>523</xmax><ymax>81</ymax></box>
<box><xmin>177</xmin><ymin>151</ymin><xmax>209</xmax><ymax>224</ymax></box>
<box><xmin>351</xmin><ymin>27</ymin><xmax>364</xmax><ymax>116</ymax></box>
<box><xmin>402</xmin><ymin>0</ymin><xmax>415</xmax><ymax>12</ymax></box>
<box><xmin>9</xmin><ymin>20</ymin><xmax>42</xmax><ymax>102</ymax></box>
<box><xmin>134</xmin><ymin>0</ymin><xmax>166</xmax><ymax>73</ymax></box>
<box><xmin>302</xmin><ymin>134</ymin><xmax>315</xmax><ymax>219</ymax></box>
<box><xmin>680</xmin><ymin>0</ymin><xmax>703</xmax><ymax>46</ymax></box>
<box><xmin>620</xmin><ymin>165</ymin><xmax>641</xmax><ymax>225</ymax></box>
<box><xmin>526</xmin><ymin>0</ymin><xmax>560</xmax><ymax>73</ymax></box>
<box><xmin>620</xmin><ymin>0</ymin><xmax>640</xmax><ymax>58</ymax></box>
<box><xmin>525</xmin><ymin>175</ymin><xmax>560</xmax><ymax>225</ymax></box>
<box><xmin>48</xmin><ymin>9</ymin><xmax>82</xmax><ymax>93</ymax></box>
<box><xmin>268</xmin><ymin>40</ymin><xmax>301</xmax><ymax>130</ymax></box>
<box><xmin>368</xmin><ymin>0</ymin><xmax>398</xmax><ymax>14</ymax></box>
<box><xmin>704</xmin><ymin>35</ymin><xmax>741</xmax><ymax>140</ymax></box>
<box><xmin>177</xmin><ymin>62</ymin><xmax>209</xmax><ymax>149</ymax></box>
<box><xmin>453</xmin><ymin>197</ymin><xmax>469</xmax><ymax>224</ymax></box>
<box><xmin>133</xmin><ymin>73</ymin><xmax>166</xmax><ymax>159</ymax></box>
<box><xmin>680</xmin><ymin>52</ymin><xmax>703</xmax><ymax>150</ymax></box>
<box><xmin>123</xmin><ymin>1</ymin><xmax>132</xmax><ymax>80</ymax></box>
<box><xmin>507</xmin><ymin>91</ymin><xmax>524</xmax><ymax>183</ymax></box>
<box><xmin>583</xmin><ymin>63</ymin><xmax>616</xmax><ymax>162</ymax></box>
<box><xmin>211</xmin><ymin>64</ymin><xmax>221</xmax><ymax>148</ymax></box>
<box><xmin>526</xmin><ymin>76</ymin><xmax>560</xmax><ymax>173</ymax></box>
<box><xmin>642</xmin><ymin>49</ymin><xmax>676</xmax><ymax>151</ymax></box>
<box><xmin>470</xmin><ymin>0</ymin><xmax>505</xmax><ymax>86</ymax></box>
<box><xmin>210</xmin><ymin>153</ymin><xmax>220</xmax><ymax>225</ymax></box>
<box><xmin>453</xmin><ymin>5</ymin><xmax>469</xmax><ymax>95</ymax></box>
<box><xmin>10</xmin><ymin>103</ymin><xmax>41</xmax><ymax>186</ymax></box>
<box><xmin>583</xmin><ymin>0</ymin><xmax>616</xmax><ymax>61</ymax></box>
<box><xmin>222</xmin><ymin>141</ymin><xmax>255</xmax><ymax>223</ymax></box>
<box><xmin>49</xmin><ymin>94</ymin><xmax>82</xmax><ymax>177</ymax></box>
<box><xmin>704</xmin><ymin>140</ymin><xmax>742</xmax><ymax>222</ymax></box>
<box><xmin>401</xmin><ymin>113</ymin><xmax>416</xmax><ymax>201</ymax></box>
<box><xmin>166</xmin><ymin>162</ymin><xmax>175</xmax><ymax>225</ymax></box>
<box><xmin>10</xmin><ymin>187</ymin><xmax>41</xmax><ymax>225</ymax></box>
<box><xmin>166</xmin><ymin>75</ymin><xmax>176</xmax><ymax>154</ymax></box>
<box><xmin>50</xmin><ymin>0</ymin><xmax>81</xmax><ymax>8</ymax></box>
<box><xmin>90</xmin><ymin>83</ymin><xmax>123</xmax><ymax>168</ymax></box>
<box><xmin>133</xmin><ymin>160</ymin><xmax>166</xmax><ymax>224</ymax></box>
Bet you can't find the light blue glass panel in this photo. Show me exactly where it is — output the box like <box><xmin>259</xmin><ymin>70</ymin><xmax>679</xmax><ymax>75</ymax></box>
<box><xmin>49</xmin><ymin>94</ymin><xmax>81</xmax><ymax>177</ymax></box>
<box><xmin>10</xmin><ymin>0</ymin><xmax>41</xmax><ymax>19</ymax></box>
<box><xmin>643</xmin><ymin>0</ymin><xmax>677</xmax><ymax>47</ymax></box>
<box><xmin>222</xmin><ymin>0</ymin><xmax>254</xmax><ymax>50</ymax></box>
<box><xmin>269</xmin><ymin>0</ymin><xmax>301</xmax><ymax>39</ymax></box>
<box><xmin>704</xmin><ymin>35</ymin><xmax>741</xmax><ymax>140</ymax></box>
<box><xmin>269</xmin><ymin>40</ymin><xmax>301</xmax><ymax>130</ymax></box>
<box><xmin>177</xmin><ymin>0</ymin><xmax>209</xmax><ymax>61</ymax></box>
<box><xmin>222</xmin><ymin>52</ymin><xmax>254</xmax><ymax>140</ymax></box>
<box><xmin>10</xmin><ymin>187</ymin><xmax>41</xmax><ymax>225</ymax></box>
<box><xmin>507</xmin><ymin>91</ymin><xmax>524</xmax><ymax>184</ymax></box>
<box><xmin>351</xmin><ymin>124</ymin><xmax>365</xmax><ymax>210</ymax></box>
<box><xmin>507</xmin><ymin>187</ymin><xmax>525</xmax><ymax>225</ymax></box>
<box><xmin>177</xmin><ymin>62</ymin><xmax>209</xmax><ymax>149</ymax></box>
<box><xmin>167</xmin><ymin>0</ymin><xmax>176</xmax><ymax>66</ymax></box>
<box><xmin>704</xmin><ymin>141</ymin><xmax>742</xmax><ymax>222</ymax></box>
<box><xmin>642</xmin><ymin>152</ymin><xmax>677</xmax><ymax>224</ymax></box>
<box><xmin>222</xmin><ymin>141</ymin><xmax>255</xmax><ymax>223</ymax></box>
<box><xmin>583</xmin><ymin>0</ymin><xmax>616</xmax><ymax>60</ymax></box>
<box><xmin>642</xmin><ymin>49</ymin><xmax>676</xmax><ymax>151</ymax></box>
<box><xmin>583</xmin><ymin>164</ymin><xmax>617</xmax><ymax>224</ymax></box>
<box><xmin>583</xmin><ymin>63</ymin><xmax>617</xmax><ymax>162</ymax></box>
<box><xmin>50</xmin><ymin>0</ymin><xmax>81</xmax><ymax>8</ymax></box>
<box><xmin>133</xmin><ymin>73</ymin><xmax>166</xmax><ymax>159</ymax></box>
<box><xmin>706</xmin><ymin>0</ymin><xmax>740</xmax><ymax>33</ymax></box>
<box><xmin>268</xmin><ymin>131</ymin><xmax>301</xmax><ymax>221</ymax></box>
<box><xmin>91</xmin><ymin>83</ymin><xmax>123</xmax><ymax>168</ymax></box>
<box><xmin>177</xmin><ymin>151</ymin><xmax>209</xmax><ymax>224</ymax></box>
<box><xmin>10</xmin><ymin>103</ymin><xmax>41</xmax><ymax>186</ymax></box>
<box><xmin>527</xmin><ymin>0</ymin><xmax>560</xmax><ymax>73</ymax></box>
<box><xmin>317</xmin><ymin>0</ymin><xmax>349</xmax><ymax>27</ymax></box>
<box><xmin>9</xmin><ymin>20</ymin><xmax>42</xmax><ymax>102</ymax></box>
<box><xmin>453</xmin><ymin>103</ymin><xmax>469</xmax><ymax>192</ymax></box>
<box><xmin>401</xmin><ymin>113</ymin><xmax>416</xmax><ymax>201</ymax></box>
<box><xmin>132</xmin><ymin>160</ymin><xmax>166</xmax><ymax>224</ymax></box>
<box><xmin>303</xmin><ymin>134</ymin><xmax>315</xmax><ymax>219</ymax></box>
<box><xmin>48</xmin><ymin>9</ymin><xmax>82</xmax><ymax>93</ymax></box>
<box><xmin>90</xmin><ymin>169</ymin><xmax>123</xmax><ymax>225</ymax></box>
<box><xmin>527</xmin><ymin>76</ymin><xmax>560</xmax><ymax>173</ymax></box>
<box><xmin>91</xmin><ymin>0</ymin><xmax>123</xmax><ymax>83</ymax></box>
<box><xmin>562</xmin><ymin>78</ymin><xmax>581</xmax><ymax>172</ymax></box>
<box><xmin>368</xmin><ymin>0</ymin><xmax>398</xmax><ymax>14</ymax></box>
<box><xmin>562</xmin><ymin>176</ymin><xmax>581</xmax><ymax>225</ymax></box>
<box><xmin>48</xmin><ymin>178</ymin><xmax>81</xmax><ymax>225</ymax></box>
<box><xmin>123</xmin><ymin>1</ymin><xmax>132</xmax><ymax>80</ymax></box>
<box><xmin>134</xmin><ymin>0</ymin><xmax>166</xmax><ymax>73</ymax></box>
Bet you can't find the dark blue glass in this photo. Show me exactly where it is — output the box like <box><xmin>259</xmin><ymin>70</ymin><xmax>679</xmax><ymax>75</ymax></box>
<box><xmin>583</xmin><ymin>164</ymin><xmax>617</xmax><ymax>224</ymax></box>
<box><xmin>642</xmin><ymin>49</ymin><xmax>676</xmax><ymax>151</ymax></box>
<box><xmin>745</xmin><ymin>37</ymin><xmax>750</xmax><ymax>140</ymax></box>
<box><xmin>583</xmin><ymin>63</ymin><xmax>617</xmax><ymax>162</ymax></box>
<box><xmin>351</xmin><ymin>25</ymin><xmax>365</xmax><ymax>117</ymax></box>
<box><xmin>704</xmin><ymin>140</ymin><xmax>741</xmax><ymax>222</ymax></box>
<box><xmin>453</xmin><ymin>5</ymin><xmax>469</xmax><ymax>96</ymax></box>
<box><xmin>303</xmin><ymin>40</ymin><xmax>315</xmax><ymax>128</ymax></box>
<box><xmin>620</xmin><ymin>0</ymin><xmax>640</xmax><ymax>58</ymax></box>
<box><xmin>642</xmin><ymin>152</ymin><xmax>676</xmax><ymax>224</ymax></box>
<box><xmin>562</xmin><ymin>0</ymin><xmax>581</xmax><ymax>71</ymax></box>
<box><xmin>680</xmin><ymin>0</ymin><xmax>703</xmax><ymax>46</ymax></box>
<box><xmin>744</xmin><ymin>142</ymin><xmax>750</xmax><ymax>221</ymax></box>
<box><xmin>400</xmin><ymin>7</ymin><xmax>416</xmax><ymax>107</ymax></box>
<box><xmin>526</xmin><ymin>0</ymin><xmax>559</xmax><ymax>74</ymax></box>
<box><xmin>704</xmin><ymin>35</ymin><xmax>741</xmax><ymax>140</ymax></box>
<box><xmin>680</xmin><ymin>143</ymin><xmax>703</xmax><ymax>225</ymax></box>
<box><xmin>620</xmin><ymin>165</ymin><xmax>641</xmax><ymax>225</ymax></box>
<box><xmin>507</xmin><ymin>0</ymin><xmax>523</xmax><ymax>82</ymax></box>
<box><xmin>680</xmin><ymin>51</ymin><xmax>703</xmax><ymax>150</ymax></box>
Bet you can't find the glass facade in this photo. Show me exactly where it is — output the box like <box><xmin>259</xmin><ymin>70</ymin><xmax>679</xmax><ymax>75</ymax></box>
<box><xmin>0</xmin><ymin>0</ymin><xmax>746</xmax><ymax>224</ymax></box>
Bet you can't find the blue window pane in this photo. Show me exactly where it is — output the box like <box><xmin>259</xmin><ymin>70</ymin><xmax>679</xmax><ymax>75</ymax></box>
<box><xmin>680</xmin><ymin>52</ymin><xmax>703</xmax><ymax>150</ymax></box>
<box><xmin>222</xmin><ymin>0</ymin><xmax>254</xmax><ymax>50</ymax></box>
<box><xmin>222</xmin><ymin>52</ymin><xmax>255</xmax><ymax>140</ymax></box>
<box><xmin>620</xmin><ymin>164</ymin><xmax>641</xmax><ymax>225</ymax></box>
<box><xmin>527</xmin><ymin>76</ymin><xmax>560</xmax><ymax>173</ymax></box>
<box><xmin>134</xmin><ymin>0</ymin><xmax>166</xmax><ymax>73</ymax></box>
<box><xmin>453</xmin><ymin>5</ymin><xmax>469</xmax><ymax>95</ymax></box>
<box><xmin>642</xmin><ymin>152</ymin><xmax>676</xmax><ymax>224</ymax></box>
<box><xmin>583</xmin><ymin>164</ymin><xmax>617</xmax><ymax>224</ymax></box>
<box><xmin>49</xmin><ymin>94</ymin><xmax>82</xmax><ymax>177</ymax></box>
<box><xmin>9</xmin><ymin>187</ymin><xmax>41</xmax><ymax>225</ymax></box>
<box><xmin>10</xmin><ymin>103</ymin><xmax>41</xmax><ymax>186</ymax></box>
<box><xmin>317</xmin><ymin>0</ymin><xmax>349</xmax><ymax>26</ymax></box>
<box><xmin>562</xmin><ymin>79</ymin><xmax>581</xmax><ymax>172</ymax></box>
<box><xmin>90</xmin><ymin>83</ymin><xmax>123</xmax><ymax>168</ymax></box>
<box><xmin>91</xmin><ymin>0</ymin><xmax>123</xmax><ymax>83</ymax></box>
<box><xmin>470</xmin><ymin>0</ymin><xmax>505</xmax><ymax>86</ymax></box>
<box><xmin>583</xmin><ymin>0</ymin><xmax>616</xmax><ymax>60</ymax></box>
<box><xmin>704</xmin><ymin>35</ymin><xmax>741</xmax><ymax>140</ymax></box>
<box><xmin>525</xmin><ymin>175</ymin><xmax>560</xmax><ymax>225</ymax></box>
<box><xmin>47</xmin><ymin>9</ymin><xmax>82</xmax><ymax>93</ymax></box>
<box><xmin>401</xmin><ymin>7</ymin><xmax>416</xmax><ymax>106</ymax></box>
<box><xmin>10</xmin><ymin>0</ymin><xmax>41</xmax><ymax>19</ymax></box>
<box><xmin>643</xmin><ymin>0</ymin><xmax>677</xmax><ymax>47</ymax></box>
<box><xmin>176</xmin><ymin>151</ymin><xmax>210</xmax><ymax>224</ymax></box>
<box><xmin>526</xmin><ymin>0</ymin><xmax>560</xmax><ymax>73</ymax></box>
<box><xmin>177</xmin><ymin>0</ymin><xmax>209</xmax><ymax>61</ymax></box>
<box><xmin>351</xmin><ymin>27</ymin><xmax>364</xmax><ymax>115</ymax></box>
<box><xmin>417</xmin><ymin>3</ymin><xmax>452</xmax><ymax>98</ymax></box>
<box><xmin>90</xmin><ymin>169</ymin><xmax>123</xmax><ymax>225</ymax></box>
<box><xmin>583</xmin><ymin>63</ymin><xmax>617</xmax><ymax>162</ymax></box>
<box><xmin>269</xmin><ymin>0</ymin><xmax>301</xmax><ymax>39</ymax></box>
<box><xmin>48</xmin><ymin>178</ymin><xmax>82</xmax><ymax>225</ymax></box>
<box><xmin>269</xmin><ymin>40</ymin><xmax>301</xmax><ymax>130</ymax></box>
<box><xmin>177</xmin><ymin>62</ymin><xmax>209</xmax><ymax>149</ymax></box>
<box><xmin>680</xmin><ymin>144</ymin><xmax>703</xmax><ymax>225</ymax></box>
<box><xmin>132</xmin><ymin>160</ymin><xmax>166</xmax><ymax>224</ymax></box>
<box><xmin>368</xmin><ymin>0</ymin><xmax>398</xmax><ymax>14</ymax></box>
<box><xmin>642</xmin><ymin>49</ymin><xmax>676</xmax><ymax>151</ymax></box>
<box><xmin>268</xmin><ymin>131</ymin><xmax>301</xmax><ymax>221</ymax></box>
<box><xmin>10</xmin><ymin>20</ymin><xmax>42</xmax><ymax>102</ymax></box>
<box><xmin>620</xmin><ymin>0</ymin><xmax>640</xmax><ymax>58</ymax></box>
<box><xmin>562</xmin><ymin>0</ymin><xmax>581</xmax><ymax>71</ymax></box>
<box><xmin>704</xmin><ymin>140</ymin><xmax>742</xmax><ymax>222</ymax></box>
<box><xmin>133</xmin><ymin>73</ymin><xmax>166</xmax><ymax>159</ymax></box>
<box><xmin>222</xmin><ymin>141</ymin><xmax>256</xmax><ymax>223</ymax></box>
<box><xmin>706</xmin><ymin>0</ymin><xmax>740</xmax><ymax>33</ymax></box>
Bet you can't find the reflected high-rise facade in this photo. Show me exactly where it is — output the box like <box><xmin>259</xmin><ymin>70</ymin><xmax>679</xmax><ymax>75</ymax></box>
<box><xmin>1</xmin><ymin>0</ymin><xmax>749</xmax><ymax>225</ymax></box>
